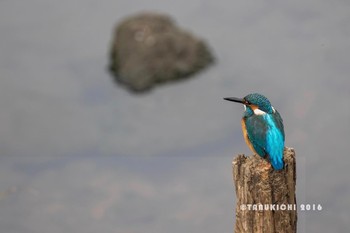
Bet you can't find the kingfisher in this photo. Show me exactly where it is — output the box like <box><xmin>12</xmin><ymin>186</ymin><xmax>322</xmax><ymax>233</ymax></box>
<box><xmin>224</xmin><ymin>93</ymin><xmax>285</xmax><ymax>170</ymax></box>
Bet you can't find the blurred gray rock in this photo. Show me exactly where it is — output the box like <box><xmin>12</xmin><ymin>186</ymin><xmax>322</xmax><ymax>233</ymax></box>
<box><xmin>109</xmin><ymin>13</ymin><xmax>214</xmax><ymax>92</ymax></box>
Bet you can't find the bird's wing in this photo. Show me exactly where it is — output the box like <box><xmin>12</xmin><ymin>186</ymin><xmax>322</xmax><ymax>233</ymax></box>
<box><xmin>245</xmin><ymin>113</ymin><xmax>285</xmax><ymax>170</ymax></box>
<box><xmin>245</xmin><ymin>115</ymin><xmax>268</xmax><ymax>157</ymax></box>
<box><xmin>273</xmin><ymin>110</ymin><xmax>285</xmax><ymax>140</ymax></box>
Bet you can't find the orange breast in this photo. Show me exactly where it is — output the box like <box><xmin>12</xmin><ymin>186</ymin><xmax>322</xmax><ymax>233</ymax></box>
<box><xmin>241</xmin><ymin>118</ymin><xmax>257</xmax><ymax>154</ymax></box>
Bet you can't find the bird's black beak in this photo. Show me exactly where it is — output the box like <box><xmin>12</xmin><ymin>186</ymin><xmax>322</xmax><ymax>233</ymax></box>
<box><xmin>223</xmin><ymin>97</ymin><xmax>246</xmax><ymax>104</ymax></box>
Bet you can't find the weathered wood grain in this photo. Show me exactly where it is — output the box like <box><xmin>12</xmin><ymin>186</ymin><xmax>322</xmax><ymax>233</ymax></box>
<box><xmin>232</xmin><ymin>147</ymin><xmax>297</xmax><ymax>233</ymax></box>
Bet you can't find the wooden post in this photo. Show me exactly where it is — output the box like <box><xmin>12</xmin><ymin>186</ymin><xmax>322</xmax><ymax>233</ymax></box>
<box><xmin>232</xmin><ymin>147</ymin><xmax>297</xmax><ymax>233</ymax></box>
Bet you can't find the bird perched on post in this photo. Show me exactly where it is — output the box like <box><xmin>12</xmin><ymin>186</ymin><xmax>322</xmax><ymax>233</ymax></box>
<box><xmin>224</xmin><ymin>93</ymin><xmax>285</xmax><ymax>170</ymax></box>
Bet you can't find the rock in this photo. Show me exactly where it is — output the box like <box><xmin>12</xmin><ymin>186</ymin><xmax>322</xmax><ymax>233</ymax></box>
<box><xmin>109</xmin><ymin>13</ymin><xmax>214</xmax><ymax>92</ymax></box>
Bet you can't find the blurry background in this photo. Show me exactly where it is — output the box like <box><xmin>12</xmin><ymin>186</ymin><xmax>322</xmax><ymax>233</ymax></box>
<box><xmin>0</xmin><ymin>0</ymin><xmax>349</xmax><ymax>232</ymax></box>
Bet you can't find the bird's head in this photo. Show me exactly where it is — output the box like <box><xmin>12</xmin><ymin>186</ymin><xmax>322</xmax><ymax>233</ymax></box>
<box><xmin>224</xmin><ymin>93</ymin><xmax>274</xmax><ymax>116</ymax></box>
